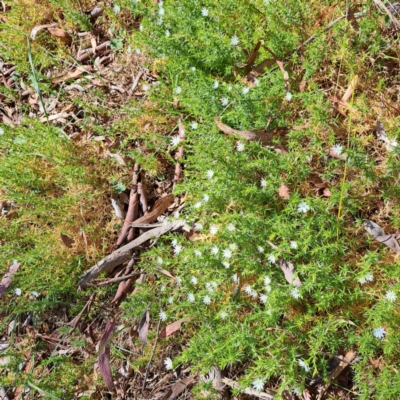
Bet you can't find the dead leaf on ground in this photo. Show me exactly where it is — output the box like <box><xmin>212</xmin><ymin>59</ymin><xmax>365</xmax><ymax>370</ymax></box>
<box><xmin>278</xmin><ymin>259</ymin><xmax>302</xmax><ymax>287</ymax></box>
<box><xmin>47</xmin><ymin>27</ymin><xmax>71</xmax><ymax>43</ymax></box>
<box><xmin>60</xmin><ymin>233</ymin><xmax>74</xmax><ymax>248</ymax></box>
<box><xmin>278</xmin><ymin>184</ymin><xmax>290</xmax><ymax>199</ymax></box>
<box><xmin>159</xmin><ymin>317</ymin><xmax>193</xmax><ymax>339</ymax></box>
<box><xmin>376</xmin><ymin>120</ymin><xmax>398</xmax><ymax>152</ymax></box>
<box><xmin>98</xmin><ymin>319</ymin><xmax>115</xmax><ymax>391</ymax></box>
<box><xmin>162</xmin><ymin>376</ymin><xmax>196</xmax><ymax>400</ymax></box>
<box><xmin>312</xmin><ymin>4</ymin><xmax>337</xmax><ymax>28</ymax></box>
<box><xmin>363</xmin><ymin>220</ymin><xmax>400</xmax><ymax>253</ymax></box>
<box><xmin>323</xmin><ymin>188</ymin><xmax>332</xmax><ymax>197</ymax></box>
<box><xmin>154</xmin><ymin>265</ymin><xmax>175</xmax><ymax>279</ymax></box>
<box><xmin>329</xmin><ymin>146</ymin><xmax>347</xmax><ymax>160</ymax></box>
<box><xmin>138</xmin><ymin>309</ymin><xmax>150</xmax><ymax>345</ymax></box>
<box><xmin>0</xmin><ymin>261</ymin><xmax>20</xmax><ymax>298</ymax></box>
<box><xmin>341</xmin><ymin>75</ymin><xmax>358</xmax><ymax>103</ymax></box>
<box><xmin>52</xmin><ymin>66</ymin><xmax>94</xmax><ymax>84</ymax></box>
<box><xmin>30</xmin><ymin>23</ymin><xmax>57</xmax><ymax>40</ymax></box>
<box><xmin>107</xmin><ymin>151</ymin><xmax>128</xmax><ymax>167</ymax></box>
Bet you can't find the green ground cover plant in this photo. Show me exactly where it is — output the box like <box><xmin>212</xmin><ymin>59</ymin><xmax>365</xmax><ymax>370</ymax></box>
<box><xmin>2</xmin><ymin>0</ymin><xmax>400</xmax><ymax>398</ymax></box>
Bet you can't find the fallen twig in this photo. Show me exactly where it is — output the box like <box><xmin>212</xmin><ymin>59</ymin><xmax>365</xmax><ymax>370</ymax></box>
<box><xmin>372</xmin><ymin>0</ymin><xmax>400</xmax><ymax>30</ymax></box>
<box><xmin>130</xmin><ymin>70</ymin><xmax>144</xmax><ymax>93</ymax></box>
<box><xmin>95</xmin><ymin>271</ymin><xmax>141</xmax><ymax>287</ymax></box>
<box><xmin>79</xmin><ymin>219</ymin><xmax>185</xmax><ymax>288</ymax></box>
<box><xmin>130</xmin><ymin>194</ymin><xmax>174</xmax><ymax>225</ymax></box>
<box><xmin>221</xmin><ymin>378</ymin><xmax>275</xmax><ymax>400</ymax></box>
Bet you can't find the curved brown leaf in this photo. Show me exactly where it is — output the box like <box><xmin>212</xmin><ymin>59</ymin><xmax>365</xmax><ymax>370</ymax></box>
<box><xmin>278</xmin><ymin>259</ymin><xmax>302</xmax><ymax>287</ymax></box>
<box><xmin>214</xmin><ymin>116</ymin><xmax>272</xmax><ymax>146</ymax></box>
<box><xmin>30</xmin><ymin>23</ymin><xmax>57</xmax><ymax>40</ymax></box>
<box><xmin>363</xmin><ymin>220</ymin><xmax>400</xmax><ymax>253</ymax></box>
<box><xmin>138</xmin><ymin>309</ymin><xmax>150</xmax><ymax>345</ymax></box>
<box><xmin>98</xmin><ymin>319</ymin><xmax>115</xmax><ymax>391</ymax></box>
<box><xmin>159</xmin><ymin>317</ymin><xmax>193</xmax><ymax>339</ymax></box>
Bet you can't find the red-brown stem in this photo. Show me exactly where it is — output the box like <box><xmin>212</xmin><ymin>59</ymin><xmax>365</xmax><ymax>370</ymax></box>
<box><xmin>137</xmin><ymin>182</ymin><xmax>148</xmax><ymax>215</ymax></box>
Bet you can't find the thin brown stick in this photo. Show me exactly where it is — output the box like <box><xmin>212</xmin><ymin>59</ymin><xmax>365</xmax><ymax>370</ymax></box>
<box><xmin>130</xmin><ymin>70</ymin><xmax>144</xmax><ymax>92</ymax></box>
<box><xmin>142</xmin><ymin>318</ymin><xmax>162</xmax><ymax>392</ymax></box>
<box><xmin>95</xmin><ymin>272</ymin><xmax>141</xmax><ymax>287</ymax></box>
<box><xmin>372</xmin><ymin>0</ymin><xmax>400</xmax><ymax>30</ymax></box>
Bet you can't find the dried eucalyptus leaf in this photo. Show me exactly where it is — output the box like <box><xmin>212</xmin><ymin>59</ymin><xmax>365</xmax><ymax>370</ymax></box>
<box><xmin>363</xmin><ymin>220</ymin><xmax>400</xmax><ymax>253</ymax></box>
<box><xmin>138</xmin><ymin>309</ymin><xmax>150</xmax><ymax>345</ymax></box>
<box><xmin>278</xmin><ymin>259</ymin><xmax>302</xmax><ymax>287</ymax></box>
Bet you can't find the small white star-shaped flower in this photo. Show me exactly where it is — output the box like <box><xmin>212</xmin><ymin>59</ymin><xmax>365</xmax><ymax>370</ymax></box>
<box><xmin>251</xmin><ymin>289</ymin><xmax>258</xmax><ymax>298</ymax></box>
<box><xmin>159</xmin><ymin>310</ymin><xmax>167</xmax><ymax>321</ymax></box>
<box><xmin>244</xmin><ymin>285</ymin><xmax>253</xmax><ymax>295</ymax></box>
<box><xmin>187</xmin><ymin>293</ymin><xmax>195</xmax><ymax>303</ymax></box>
<box><xmin>194</xmin><ymin>201</ymin><xmax>202</xmax><ymax>209</ymax></box>
<box><xmin>203</xmin><ymin>295</ymin><xmax>211</xmax><ymax>305</ymax></box>
<box><xmin>385</xmin><ymin>290</ymin><xmax>397</xmax><ymax>302</ymax></box>
<box><xmin>194</xmin><ymin>223</ymin><xmax>203</xmax><ymax>231</ymax></box>
<box><xmin>236</xmin><ymin>142</ymin><xmax>245</xmax><ymax>152</ymax></box>
<box><xmin>229</xmin><ymin>243</ymin><xmax>238</xmax><ymax>251</ymax></box>
<box><xmin>365</xmin><ymin>273</ymin><xmax>374</xmax><ymax>282</ymax></box>
<box><xmin>14</xmin><ymin>288</ymin><xmax>22</xmax><ymax>296</ymax></box>
<box><xmin>202</xmin><ymin>194</ymin><xmax>209</xmax><ymax>202</ymax></box>
<box><xmin>260</xmin><ymin>178</ymin><xmax>267</xmax><ymax>188</ymax></box>
<box><xmin>230</xmin><ymin>35</ymin><xmax>239</xmax><ymax>46</ymax></box>
<box><xmin>264</xmin><ymin>276</ymin><xmax>271</xmax><ymax>285</ymax></box>
<box><xmin>252</xmin><ymin>378</ymin><xmax>264</xmax><ymax>391</ymax></box>
<box><xmin>113</xmin><ymin>4</ymin><xmax>121</xmax><ymax>14</ymax></box>
<box><xmin>222</xmin><ymin>261</ymin><xmax>230</xmax><ymax>268</ymax></box>
<box><xmin>223</xmin><ymin>249</ymin><xmax>232</xmax><ymax>259</ymax></box>
<box><xmin>260</xmin><ymin>294</ymin><xmax>268</xmax><ymax>304</ymax></box>
<box><xmin>232</xmin><ymin>273</ymin><xmax>239</xmax><ymax>283</ymax></box>
<box><xmin>170</xmin><ymin>135</ymin><xmax>180</xmax><ymax>146</ymax></box>
<box><xmin>373</xmin><ymin>327</ymin><xmax>386</xmax><ymax>339</ymax></box>
<box><xmin>165</xmin><ymin>30</ymin><xmax>170</xmax><ymax>38</ymax></box>
<box><xmin>211</xmin><ymin>246</ymin><xmax>219</xmax><ymax>255</ymax></box>
<box><xmin>291</xmin><ymin>287</ymin><xmax>301</xmax><ymax>299</ymax></box>
<box><xmin>227</xmin><ymin>223</ymin><xmax>236</xmax><ymax>232</ymax></box>
<box><xmin>206</xmin><ymin>169</ymin><xmax>214</xmax><ymax>179</ymax></box>
<box><xmin>213</xmin><ymin>81</ymin><xmax>219</xmax><ymax>89</ymax></box>
<box><xmin>158</xmin><ymin>6</ymin><xmax>165</xmax><ymax>16</ymax></box>
<box><xmin>164</xmin><ymin>357</ymin><xmax>173</xmax><ymax>370</ymax></box>
<box><xmin>168</xmin><ymin>297</ymin><xmax>174</xmax><ymax>304</ymax></box>
<box><xmin>242</xmin><ymin>87</ymin><xmax>250</xmax><ymax>95</ymax></box>
<box><xmin>157</xmin><ymin>257</ymin><xmax>163</xmax><ymax>264</ymax></box>
<box><xmin>190</xmin><ymin>121</ymin><xmax>198</xmax><ymax>129</ymax></box>
<box><xmin>175</xmin><ymin>277</ymin><xmax>182</xmax><ymax>285</ymax></box>
<box><xmin>201</xmin><ymin>7</ymin><xmax>209</xmax><ymax>16</ymax></box>
<box><xmin>194</xmin><ymin>249</ymin><xmax>202</xmax><ymax>257</ymax></box>
<box><xmin>285</xmin><ymin>92</ymin><xmax>293</xmax><ymax>101</ymax></box>
<box><xmin>210</xmin><ymin>225</ymin><xmax>219</xmax><ymax>235</ymax></box>
<box><xmin>290</xmin><ymin>241</ymin><xmax>298</xmax><ymax>249</ymax></box>
<box><xmin>173</xmin><ymin>86</ymin><xmax>181</xmax><ymax>94</ymax></box>
<box><xmin>297</xmin><ymin>202</ymin><xmax>310</xmax><ymax>213</ymax></box>
<box><xmin>173</xmin><ymin>244</ymin><xmax>183</xmax><ymax>255</ymax></box>
<box><xmin>267</xmin><ymin>254</ymin><xmax>276</xmax><ymax>264</ymax></box>
<box><xmin>135</xmin><ymin>48</ymin><xmax>141</xmax><ymax>54</ymax></box>
<box><xmin>191</xmin><ymin>276</ymin><xmax>198</xmax><ymax>285</ymax></box>
<box><xmin>257</xmin><ymin>246</ymin><xmax>264</xmax><ymax>253</ymax></box>
<box><xmin>298</xmin><ymin>359</ymin><xmax>309</xmax><ymax>372</ymax></box>
<box><xmin>221</xmin><ymin>97</ymin><xmax>229</xmax><ymax>106</ymax></box>
<box><xmin>219</xmin><ymin>311</ymin><xmax>228</xmax><ymax>319</ymax></box>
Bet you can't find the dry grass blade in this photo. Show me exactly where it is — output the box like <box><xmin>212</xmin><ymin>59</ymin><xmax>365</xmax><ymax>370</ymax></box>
<box><xmin>0</xmin><ymin>261</ymin><xmax>20</xmax><ymax>298</ymax></box>
<box><xmin>214</xmin><ymin>116</ymin><xmax>272</xmax><ymax>146</ymax></box>
<box><xmin>30</xmin><ymin>23</ymin><xmax>57</xmax><ymax>40</ymax></box>
<box><xmin>98</xmin><ymin>319</ymin><xmax>115</xmax><ymax>391</ymax></box>
<box><xmin>341</xmin><ymin>75</ymin><xmax>358</xmax><ymax>103</ymax></box>
<box><xmin>52</xmin><ymin>66</ymin><xmax>94</xmax><ymax>84</ymax></box>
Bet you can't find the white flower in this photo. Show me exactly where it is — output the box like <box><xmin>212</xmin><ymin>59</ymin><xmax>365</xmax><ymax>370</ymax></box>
<box><xmin>174</xmin><ymin>86</ymin><xmax>182</xmax><ymax>94</ymax></box>
<box><xmin>230</xmin><ymin>35</ymin><xmax>239</xmax><ymax>46</ymax></box>
<box><xmin>132</xmin><ymin>0</ymin><xmax>140</xmax><ymax>4</ymax></box>
<box><xmin>191</xmin><ymin>276</ymin><xmax>198</xmax><ymax>285</ymax></box>
<box><xmin>194</xmin><ymin>201</ymin><xmax>202</xmax><ymax>209</ymax></box>
<box><xmin>158</xmin><ymin>7</ymin><xmax>165</xmax><ymax>16</ymax></box>
<box><xmin>236</xmin><ymin>142</ymin><xmax>245</xmax><ymax>152</ymax></box>
<box><xmin>201</xmin><ymin>7</ymin><xmax>209</xmax><ymax>16</ymax></box>
<box><xmin>213</xmin><ymin>81</ymin><xmax>219</xmax><ymax>89</ymax></box>
<box><xmin>242</xmin><ymin>87</ymin><xmax>250</xmax><ymax>95</ymax></box>
<box><xmin>113</xmin><ymin>4</ymin><xmax>121</xmax><ymax>14</ymax></box>
<box><xmin>265</xmin><ymin>285</ymin><xmax>271</xmax><ymax>293</ymax></box>
<box><xmin>227</xmin><ymin>223</ymin><xmax>236</xmax><ymax>232</ymax></box>
<box><xmin>333</xmin><ymin>144</ymin><xmax>344</xmax><ymax>156</ymax></box>
<box><xmin>223</xmin><ymin>249</ymin><xmax>232</xmax><ymax>259</ymax></box>
<box><xmin>365</xmin><ymin>273</ymin><xmax>374</xmax><ymax>282</ymax></box>
<box><xmin>298</xmin><ymin>359</ymin><xmax>309</xmax><ymax>372</ymax></box>
<box><xmin>14</xmin><ymin>288</ymin><xmax>22</xmax><ymax>296</ymax></box>
<box><xmin>159</xmin><ymin>310</ymin><xmax>167</xmax><ymax>321</ymax></box>
<box><xmin>219</xmin><ymin>311</ymin><xmax>228</xmax><ymax>319</ymax></box>
<box><xmin>297</xmin><ymin>202</ymin><xmax>310</xmax><ymax>213</ymax></box>
<box><xmin>172</xmin><ymin>239</ymin><xmax>178</xmax><ymax>246</ymax></box>
<box><xmin>222</xmin><ymin>261</ymin><xmax>230</xmax><ymax>268</ymax></box>
<box><xmin>260</xmin><ymin>294</ymin><xmax>268</xmax><ymax>304</ymax></box>
<box><xmin>357</xmin><ymin>276</ymin><xmax>367</xmax><ymax>284</ymax></box>
<box><xmin>31</xmin><ymin>291</ymin><xmax>39</xmax><ymax>298</ymax></box>
<box><xmin>291</xmin><ymin>287</ymin><xmax>301</xmax><ymax>299</ymax></box>
<box><xmin>252</xmin><ymin>378</ymin><xmax>264</xmax><ymax>391</ymax></box>
<box><xmin>285</xmin><ymin>92</ymin><xmax>293</xmax><ymax>101</ymax></box>
<box><xmin>210</xmin><ymin>225</ymin><xmax>219</xmax><ymax>235</ymax></box>
<box><xmin>173</xmin><ymin>244</ymin><xmax>183</xmax><ymax>255</ymax></box>
<box><xmin>257</xmin><ymin>246</ymin><xmax>264</xmax><ymax>253</ymax></box>
<box><xmin>168</xmin><ymin>297</ymin><xmax>174</xmax><ymax>304</ymax></box>
<box><xmin>227</xmin><ymin>85</ymin><xmax>233</xmax><ymax>91</ymax></box>
<box><xmin>203</xmin><ymin>295</ymin><xmax>211</xmax><ymax>305</ymax></box>
<box><xmin>188</xmin><ymin>293</ymin><xmax>195</xmax><ymax>303</ymax></box>
<box><xmin>373</xmin><ymin>327</ymin><xmax>386</xmax><ymax>339</ymax></box>
<box><xmin>139</xmin><ymin>23</ymin><xmax>143</xmax><ymax>30</ymax></box>
<box><xmin>211</xmin><ymin>246</ymin><xmax>219</xmax><ymax>255</ymax></box>
<box><xmin>202</xmin><ymin>194</ymin><xmax>209</xmax><ymax>202</ymax></box>
<box><xmin>206</xmin><ymin>282</ymin><xmax>217</xmax><ymax>293</ymax></box>
<box><xmin>244</xmin><ymin>285</ymin><xmax>253</xmax><ymax>295</ymax></box>
<box><xmin>232</xmin><ymin>274</ymin><xmax>239</xmax><ymax>284</ymax></box>
<box><xmin>194</xmin><ymin>223</ymin><xmax>203</xmax><ymax>231</ymax></box>
<box><xmin>157</xmin><ymin>257</ymin><xmax>163</xmax><ymax>265</ymax></box>
<box><xmin>164</xmin><ymin>357</ymin><xmax>173</xmax><ymax>370</ymax></box>
<box><xmin>0</xmin><ymin>127</ymin><xmax>3</xmax><ymax>135</ymax></box>
<box><xmin>254</xmin><ymin>78</ymin><xmax>260</xmax><ymax>86</ymax></box>
<box><xmin>290</xmin><ymin>241</ymin><xmax>298</xmax><ymax>249</ymax></box>
<box><xmin>175</xmin><ymin>277</ymin><xmax>182</xmax><ymax>286</ymax></box>
<box><xmin>190</xmin><ymin>121</ymin><xmax>198</xmax><ymax>129</ymax></box>
<box><xmin>190</xmin><ymin>66</ymin><xmax>196</xmax><ymax>71</ymax></box>
<box><xmin>194</xmin><ymin>249</ymin><xmax>202</xmax><ymax>257</ymax></box>
<box><xmin>264</xmin><ymin>276</ymin><xmax>271</xmax><ymax>285</ymax></box>
<box><xmin>170</xmin><ymin>135</ymin><xmax>180</xmax><ymax>146</ymax></box>
<box><xmin>221</xmin><ymin>97</ymin><xmax>229</xmax><ymax>106</ymax></box>
<box><xmin>165</xmin><ymin>30</ymin><xmax>170</xmax><ymax>38</ymax></box>
<box><xmin>229</xmin><ymin>243</ymin><xmax>238</xmax><ymax>251</ymax></box>
<box><xmin>251</xmin><ymin>289</ymin><xmax>258</xmax><ymax>298</ymax></box>
<box><xmin>267</xmin><ymin>254</ymin><xmax>276</xmax><ymax>264</ymax></box>
<box><xmin>385</xmin><ymin>290</ymin><xmax>397</xmax><ymax>302</ymax></box>
<box><xmin>135</xmin><ymin>48</ymin><xmax>141</xmax><ymax>54</ymax></box>
<box><xmin>260</xmin><ymin>178</ymin><xmax>267</xmax><ymax>188</ymax></box>
<box><xmin>206</xmin><ymin>169</ymin><xmax>214</xmax><ymax>179</ymax></box>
